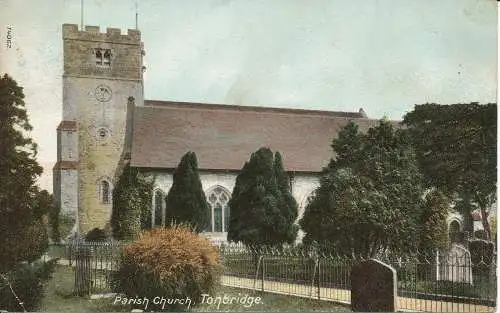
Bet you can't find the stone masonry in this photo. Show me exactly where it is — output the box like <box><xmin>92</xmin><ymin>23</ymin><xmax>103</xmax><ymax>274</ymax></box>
<box><xmin>54</xmin><ymin>24</ymin><xmax>144</xmax><ymax>234</ymax></box>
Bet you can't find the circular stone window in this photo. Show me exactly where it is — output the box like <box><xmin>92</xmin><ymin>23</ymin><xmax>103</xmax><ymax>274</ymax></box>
<box><xmin>97</xmin><ymin>127</ymin><xmax>110</xmax><ymax>140</ymax></box>
<box><xmin>95</xmin><ymin>84</ymin><xmax>112</xmax><ymax>102</ymax></box>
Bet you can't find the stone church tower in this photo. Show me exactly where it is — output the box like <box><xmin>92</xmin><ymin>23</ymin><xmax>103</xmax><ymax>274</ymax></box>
<box><xmin>53</xmin><ymin>24</ymin><xmax>144</xmax><ymax>235</ymax></box>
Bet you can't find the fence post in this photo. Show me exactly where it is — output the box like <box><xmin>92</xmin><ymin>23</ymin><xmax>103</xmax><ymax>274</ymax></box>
<box><xmin>317</xmin><ymin>257</ymin><xmax>321</xmax><ymax>300</ymax></box>
<box><xmin>68</xmin><ymin>242</ymin><xmax>72</xmax><ymax>266</ymax></box>
<box><xmin>435</xmin><ymin>250</ymin><xmax>440</xmax><ymax>281</ymax></box>
<box><xmin>261</xmin><ymin>255</ymin><xmax>265</xmax><ymax>293</ymax></box>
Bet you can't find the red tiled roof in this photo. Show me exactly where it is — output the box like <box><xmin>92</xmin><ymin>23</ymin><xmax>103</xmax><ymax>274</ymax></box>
<box><xmin>130</xmin><ymin>100</ymin><xmax>386</xmax><ymax>172</ymax></box>
<box><xmin>57</xmin><ymin>121</ymin><xmax>77</xmax><ymax>131</ymax></box>
<box><xmin>53</xmin><ymin>161</ymin><xmax>78</xmax><ymax>170</ymax></box>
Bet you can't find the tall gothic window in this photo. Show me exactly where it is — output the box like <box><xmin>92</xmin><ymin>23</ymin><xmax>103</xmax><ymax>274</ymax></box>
<box><xmin>153</xmin><ymin>190</ymin><xmax>165</xmax><ymax>227</ymax></box>
<box><xmin>206</xmin><ymin>186</ymin><xmax>231</xmax><ymax>232</ymax></box>
<box><xmin>100</xmin><ymin>180</ymin><xmax>111</xmax><ymax>204</ymax></box>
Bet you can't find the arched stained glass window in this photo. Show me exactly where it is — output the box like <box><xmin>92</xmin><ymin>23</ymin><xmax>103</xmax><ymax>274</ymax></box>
<box><xmin>206</xmin><ymin>186</ymin><xmax>231</xmax><ymax>232</ymax></box>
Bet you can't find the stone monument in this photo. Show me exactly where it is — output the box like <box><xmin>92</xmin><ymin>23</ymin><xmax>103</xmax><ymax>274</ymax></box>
<box><xmin>351</xmin><ymin>259</ymin><xmax>397</xmax><ymax>312</ymax></box>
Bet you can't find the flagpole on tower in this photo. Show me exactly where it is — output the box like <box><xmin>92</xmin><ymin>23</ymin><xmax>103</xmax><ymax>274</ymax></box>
<box><xmin>80</xmin><ymin>0</ymin><xmax>84</xmax><ymax>30</ymax></box>
<box><xmin>135</xmin><ymin>0</ymin><xmax>139</xmax><ymax>30</ymax></box>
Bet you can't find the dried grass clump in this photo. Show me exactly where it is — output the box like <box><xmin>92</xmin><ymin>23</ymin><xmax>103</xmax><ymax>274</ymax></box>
<box><xmin>112</xmin><ymin>225</ymin><xmax>221</xmax><ymax>311</ymax></box>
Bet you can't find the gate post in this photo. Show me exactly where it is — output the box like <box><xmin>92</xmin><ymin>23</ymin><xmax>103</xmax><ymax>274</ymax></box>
<box><xmin>74</xmin><ymin>243</ymin><xmax>92</xmax><ymax>296</ymax></box>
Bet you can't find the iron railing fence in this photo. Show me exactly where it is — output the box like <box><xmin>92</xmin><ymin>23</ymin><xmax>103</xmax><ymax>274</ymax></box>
<box><xmin>44</xmin><ymin>241</ymin><xmax>123</xmax><ymax>295</ymax></box>
<box><xmin>377</xmin><ymin>251</ymin><xmax>496</xmax><ymax>312</ymax></box>
<box><xmin>218</xmin><ymin>244</ymin><xmax>496</xmax><ymax>312</ymax></box>
<box><xmin>44</xmin><ymin>241</ymin><xmax>496</xmax><ymax>312</ymax></box>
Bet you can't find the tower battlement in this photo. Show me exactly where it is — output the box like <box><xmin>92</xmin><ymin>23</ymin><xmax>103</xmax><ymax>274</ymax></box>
<box><xmin>63</xmin><ymin>24</ymin><xmax>141</xmax><ymax>44</ymax></box>
<box><xmin>62</xmin><ymin>23</ymin><xmax>144</xmax><ymax>79</ymax></box>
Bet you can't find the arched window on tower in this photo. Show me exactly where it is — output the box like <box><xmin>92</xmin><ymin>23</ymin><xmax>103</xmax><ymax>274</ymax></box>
<box><xmin>103</xmin><ymin>50</ymin><xmax>111</xmax><ymax>66</ymax></box>
<box><xmin>100</xmin><ymin>180</ymin><xmax>111</xmax><ymax>204</ymax></box>
<box><xmin>153</xmin><ymin>189</ymin><xmax>165</xmax><ymax>227</ymax></box>
<box><xmin>95</xmin><ymin>49</ymin><xmax>103</xmax><ymax>65</ymax></box>
<box><xmin>206</xmin><ymin>186</ymin><xmax>231</xmax><ymax>233</ymax></box>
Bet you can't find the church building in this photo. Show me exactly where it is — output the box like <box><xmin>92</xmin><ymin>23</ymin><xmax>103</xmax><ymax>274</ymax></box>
<box><xmin>52</xmin><ymin>24</ymin><xmax>465</xmax><ymax>242</ymax></box>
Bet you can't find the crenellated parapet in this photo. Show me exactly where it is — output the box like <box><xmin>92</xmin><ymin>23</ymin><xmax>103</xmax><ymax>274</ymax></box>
<box><xmin>62</xmin><ymin>23</ymin><xmax>144</xmax><ymax>79</ymax></box>
<box><xmin>62</xmin><ymin>24</ymin><xmax>141</xmax><ymax>44</ymax></box>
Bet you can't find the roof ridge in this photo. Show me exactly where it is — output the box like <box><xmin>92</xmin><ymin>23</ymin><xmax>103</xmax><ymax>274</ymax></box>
<box><xmin>143</xmin><ymin>100</ymin><xmax>365</xmax><ymax>118</ymax></box>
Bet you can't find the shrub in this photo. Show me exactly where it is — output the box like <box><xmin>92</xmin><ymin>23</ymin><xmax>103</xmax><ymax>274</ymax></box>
<box><xmin>111</xmin><ymin>164</ymin><xmax>154</xmax><ymax>240</ymax></box>
<box><xmin>0</xmin><ymin>259</ymin><xmax>57</xmax><ymax>311</ymax></box>
<box><xmin>469</xmin><ymin>240</ymin><xmax>494</xmax><ymax>266</ymax></box>
<box><xmin>85</xmin><ymin>228</ymin><xmax>107</xmax><ymax>242</ymax></box>
<box><xmin>16</xmin><ymin>218</ymin><xmax>49</xmax><ymax>263</ymax></box>
<box><xmin>111</xmin><ymin>225</ymin><xmax>221</xmax><ymax>311</ymax></box>
<box><xmin>59</xmin><ymin>214</ymin><xmax>76</xmax><ymax>240</ymax></box>
<box><xmin>473</xmin><ymin>230</ymin><xmax>488</xmax><ymax>240</ymax></box>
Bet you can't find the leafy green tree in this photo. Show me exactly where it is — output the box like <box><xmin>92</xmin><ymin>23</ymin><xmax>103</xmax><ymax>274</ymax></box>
<box><xmin>111</xmin><ymin>163</ymin><xmax>154</xmax><ymax>240</ymax></box>
<box><xmin>0</xmin><ymin>74</ymin><xmax>46</xmax><ymax>273</ymax></box>
<box><xmin>228</xmin><ymin>148</ymin><xmax>298</xmax><ymax>248</ymax></box>
<box><xmin>165</xmin><ymin>152</ymin><xmax>210</xmax><ymax>233</ymax></box>
<box><xmin>300</xmin><ymin>120</ymin><xmax>426</xmax><ymax>257</ymax></box>
<box><xmin>0</xmin><ymin>74</ymin><xmax>56</xmax><ymax>311</ymax></box>
<box><xmin>403</xmin><ymin>103</ymin><xmax>497</xmax><ymax>240</ymax></box>
<box><xmin>419</xmin><ymin>189</ymin><xmax>450</xmax><ymax>253</ymax></box>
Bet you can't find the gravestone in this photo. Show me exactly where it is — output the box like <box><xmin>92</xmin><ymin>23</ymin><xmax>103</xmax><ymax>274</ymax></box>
<box><xmin>436</xmin><ymin>244</ymin><xmax>473</xmax><ymax>284</ymax></box>
<box><xmin>351</xmin><ymin>259</ymin><xmax>397</xmax><ymax>312</ymax></box>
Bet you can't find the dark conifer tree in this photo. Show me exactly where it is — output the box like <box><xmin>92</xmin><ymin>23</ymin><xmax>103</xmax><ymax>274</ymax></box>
<box><xmin>165</xmin><ymin>152</ymin><xmax>210</xmax><ymax>233</ymax></box>
<box><xmin>273</xmin><ymin>152</ymin><xmax>299</xmax><ymax>244</ymax></box>
<box><xmin>228</xmin><ymin>148</ymin><xmax>298</xmax><ymax>248</ymax></box>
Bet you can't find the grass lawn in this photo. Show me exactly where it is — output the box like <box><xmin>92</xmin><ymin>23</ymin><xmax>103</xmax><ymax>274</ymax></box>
<box><xmin>39</xmin><ymin>265</ymin><xmax>350</xmax><ymax>312</ymax></box>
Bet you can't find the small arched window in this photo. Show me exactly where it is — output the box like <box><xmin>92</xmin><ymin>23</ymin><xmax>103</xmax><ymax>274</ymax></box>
<box><xmin>95</xmin><ymin>49</ymin><xmax>103</xmax><ymax>65</ymax></box>
<box><xmin>103</xmin><ymin>50</ymin><xmax>111</xmax><ymax>65</ymax></box>
<box><xmin>100</xmin><ymin>180</ymin><xmax>111</xmax><ymax>204</ymax></box>
<box><xmin>206</xmin><ymin>186</ymin><xmax>231</xmax><ymax>233</ymax></box>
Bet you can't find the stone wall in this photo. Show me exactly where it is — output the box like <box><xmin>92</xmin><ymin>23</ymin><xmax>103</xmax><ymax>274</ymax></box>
<box><xmin>147</xmin><ymin>170</ymin><xmax>319</xmax><ymax>243</ymax></box>
<box><xmin>58</xmin><ymin>24</ymin><xmax>144</xmax><ymax>234</ymax></box>
<box><xmin>59</xmin><ymin>169</ymin><xmax>78</xmax><ymax>216</ymax></box>
<box><xmin>75</xmin><ymin>78</ymin><xmax>143</xmax><ymax>233</ymax></box>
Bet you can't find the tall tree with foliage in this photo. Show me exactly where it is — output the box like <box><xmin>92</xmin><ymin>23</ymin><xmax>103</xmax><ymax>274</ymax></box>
<box><xmin>228</xmin><ymin>148</ymin><xmax>298</xmax><ymax>248</ymax></box>
<box><xmin>300</xmin><ymin>120</ymin><xmax>429</xmax><ymax>257</ymax></box>
<box><xmin>419</xmin><ymin>189</ymin><xmax>450</xmax><ymax>253</ymax></box>
<box><xmin>403</xmin><ymin>103</ymin><xmax>497</xmax><ymax>240</ymax></box>
<box><xmin>111</xmin><ymin>163</ymin><xmax>155</xmax><ymax>240</ymax></box>
<box><xmin>0</xmin><ymin>74</ymin><xmax>45</xmax><ymax>272</ymax></box>
<box><xmin>165</xmin><ymin>152</ymin><xmax>210</xmax><ymax>233</ymax></box>
<box><xmin>273</xmin><ymin>152</ymin><xmax>299</xmax><ymax>244</ymax></box>
<box><xmin>0</xmin><ymin>74</ymin><xmax>56</xmax><ymax>311</ymax></box>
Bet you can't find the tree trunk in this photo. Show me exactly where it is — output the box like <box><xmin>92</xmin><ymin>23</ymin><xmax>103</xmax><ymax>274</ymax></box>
<box><xmin>480</xmin><ymin>206</ymin><xmax>491</xmax><ymax>241</ymax></box>
<box><xmin>475</xmin><ymin>193</ymin><xmax>492</xmax><ymax>241</ymax></box>
<box><xmin>461</xmin><ymin>194</ymin><xmax>474</xmax><ymax>235</ymax></box>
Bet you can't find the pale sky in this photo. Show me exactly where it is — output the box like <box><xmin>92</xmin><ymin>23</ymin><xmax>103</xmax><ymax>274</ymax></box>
<box><xmin>0</xmin><ymin>0</ymin><xmax>497</xmax><ymax>192</ymax></box>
